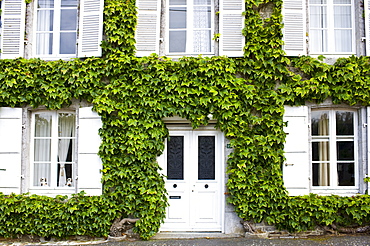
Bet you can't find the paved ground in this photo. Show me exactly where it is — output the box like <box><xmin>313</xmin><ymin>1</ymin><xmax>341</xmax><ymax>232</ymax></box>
<box><xmin>1</xmin><ymin>234</ymin><xmax>370</xmax><ymax>246</ymax></box>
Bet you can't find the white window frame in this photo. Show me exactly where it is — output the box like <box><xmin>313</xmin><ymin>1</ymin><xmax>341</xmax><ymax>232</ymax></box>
<box><xmin>30</xmin><ymin>110</ymin><xmax>77</xmax><ymax>190</ymax></box>
<box><xmin>308</xmin><ymin>0</ymin><xmax>355</xmax><ymax>55</ymax></box>
<box><xmin>33</xmin><ymin>0</ymin><xmax>78</xmax><ymax>59</ymax></box>
<box><xmin>166</xmin><ymin>0</ymin><xmax>215</xmax><ymax>56</ymax></box>
<box><xmin>310</xmin><ymin>108</ymin><xmax>359</xmax><ymax>193</ymax></box>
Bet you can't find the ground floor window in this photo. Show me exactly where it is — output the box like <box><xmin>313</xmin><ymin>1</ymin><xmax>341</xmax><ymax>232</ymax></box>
<box><xmin>31</xmin><ymin>111</ymin><xmax>76</xmax><ymax>188</ymax></box>
<box><xmin>311</xmin><ymin>109</ymin><xmax>357</xmax><ymax>188</ymax></box>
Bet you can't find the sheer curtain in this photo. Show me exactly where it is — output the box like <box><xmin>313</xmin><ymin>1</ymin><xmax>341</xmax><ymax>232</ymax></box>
<box><xmin>34</xmin><ymin>114</ymin><xmax>52</xmax><ymax>186</ymax></box>
<box><xmin>193</xmin><ymin>0</ymin><xmax>211</xmax><ymax>53</ymax></box>
<box><xmin>58</xmin><ymin>114</ymin><xmax>75</xmax><ymax>187</ymax></box>
<box><xmin>318</xmin><ymin>113</ymin><xmax>329</xmax><ymax>186</ymax></box>
<box><xmin>334</xmin><ymin>2</ymin><xmax>352</xmax><ymax>52</ymax></box>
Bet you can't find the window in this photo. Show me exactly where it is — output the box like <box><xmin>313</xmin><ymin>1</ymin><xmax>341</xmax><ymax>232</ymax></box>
<box><xmin>35</xmin><ymin>0</ymin><xmax>78</xmax><ymax>57</ymax></box>
<box><xmin>135</xmin><ymin>0</ymin><xmax>245</xmax><ymax>57</ymax></box>
<box><xmin>33</xmin><ymin>0</ymin><xmax>104</xmax><ymax>59</ymax></box>
<box><xmin>168</xmin><ymin>0</ymin><xmax>213</xmax><ymax>54</ymax></box>
<box><xmin>31</xmin><ymin>111</ymin><xmax>76</xmax><ymax>188</ymax></box>
<box><xmin>309</xmin><ymin>0</ymin><xmax>354</xmax><ymax>54</ymax></box>
<box><xmin>311</xmin><ymin>109</ymin><xmax>357</xmax><ymax>188</ymax></box>
<box><xmin>282</xmin><ymin>0</ymin><xmax>364</xmax><ymax>56</ymax></box>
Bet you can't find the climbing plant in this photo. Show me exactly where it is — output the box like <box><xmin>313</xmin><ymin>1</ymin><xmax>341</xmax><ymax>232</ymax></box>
<box><xmin>1</xmin><ymin>0</ymin><xmax>370</xmax><ymax>241</ymax></box>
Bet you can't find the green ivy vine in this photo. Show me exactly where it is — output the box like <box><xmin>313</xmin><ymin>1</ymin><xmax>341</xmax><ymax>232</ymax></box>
<box><xmin>1</xmin><ymin>0</ymin><xmax>370</xmax><ymax>241</ymax></box>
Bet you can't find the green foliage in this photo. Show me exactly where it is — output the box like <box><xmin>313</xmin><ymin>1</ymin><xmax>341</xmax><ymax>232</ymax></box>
<box><xmin>1</xmin><ymin>0</ymin><xmax>370</xmax><ymax>241</ymax></box>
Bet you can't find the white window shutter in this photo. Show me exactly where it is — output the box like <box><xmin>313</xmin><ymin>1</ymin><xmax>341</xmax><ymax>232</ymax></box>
<box><xmin>77</xmin><ymin>107</ymin><xmax>103</xmax><ymax>195</ymax></box>
<box><xmin>283</xmin><ymin>106</ymin><xmax>310</xmax><ymax>196</ymax></box>
<box><xmin>77</xmin><ymin>0</ymin><xmax>104</xmax><ymax>57</ymax></box>
<box><xmin>282</xmin><ymin>0</ymin><xmax>306</xmax><ymax>56</ymax></box>
<box><xmin>0</xmin><ymin>0</ymin><xmax>25</xmax><ymax>59</ymax></box>
<box><xmin>0</xmin><ymin>107</ymin><xmax>22</xmax><ymax>194</ymax></box>
<box><xmin>365</xmin><ymin>0</ymin><xmax>370</xmax><ymax>55</ymax></box>
<box><xmin>219</xmin><ymin>0</ymin><xmax>245</xmax><ymax>57</ymax></box>
<box><xmin>135</xmin><ymin>0</ymin><xmax>161</xmax><ymax>57</ymax></box>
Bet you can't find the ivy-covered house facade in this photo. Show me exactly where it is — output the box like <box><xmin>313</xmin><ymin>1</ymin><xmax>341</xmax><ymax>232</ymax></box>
<box><xmin>1</xmin><ymin>0</ymin><xmax>370</xmax><ymax>240</ymax></box>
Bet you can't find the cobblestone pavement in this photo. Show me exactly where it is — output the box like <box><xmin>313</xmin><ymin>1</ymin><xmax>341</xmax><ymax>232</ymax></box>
<box><xmin>1</xmin><ymin>234</ymin><xmax>370</xmax><ymax>246</ymax></box>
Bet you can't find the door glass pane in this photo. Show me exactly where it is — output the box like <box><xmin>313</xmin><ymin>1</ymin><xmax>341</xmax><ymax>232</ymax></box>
<box><xmin>311</xmin><ymin>111</ymin><xmax>329</xmax><ymax>136</ymax></box>
<box><xmin>338</xmin><ymin>162</ymin><xmax>354</xmax><ymax>186</ymax></box>
<box><xmin>167</xmin><ymin>136</ymin><xmax>184</xmax><ymax>180</ymax></box>
<box><xmin>198</xmin><ymin>136</ymin><xmax>215</xmax><ymax>180</ymax></box>
<box><xmin>312</xmin><ymin>162</ymin><xmax>330</xmax><ymax>186</ymax></box>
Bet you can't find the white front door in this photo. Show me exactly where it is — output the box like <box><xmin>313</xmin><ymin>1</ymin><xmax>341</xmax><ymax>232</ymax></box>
<box><xmin>158</xmin><ymin>129</ymin><xmax>224</xmax><ymax>232</ymax></box>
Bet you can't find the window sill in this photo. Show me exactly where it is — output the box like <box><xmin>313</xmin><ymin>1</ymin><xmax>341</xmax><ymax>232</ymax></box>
<box><xmin>311</xmin><ymin>187</ymin><xmax>360</xmax><ymax>196</ymax></box>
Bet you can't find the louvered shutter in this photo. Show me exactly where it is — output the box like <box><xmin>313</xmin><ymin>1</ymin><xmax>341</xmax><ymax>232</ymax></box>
<box><xmin>77</xmin><ymin>107</ymin><xmax>102</xmax><ymax>195</ymax></box>
<box><xmin>77</xmin><ymin>0</ymin><xmax>104</xmax><ymax>57</ymax></box>
<box><xmin>135</xmin><ymin>0</ymin><xmax>161</xmax><ymax>57</ymax></box>
<box><xmin>219</xmin><ymin>0</ymin><xmax>245</xmax><ymax>57</ymax></box>
<box><xmin>283</xmin><ymin>106</ymin><xmax>310</xmax><ymax>196</ymax></box>
<box><xmin>365</xmin><ymin>0</ymin><xmax>370</xmax><ymax>55</ymax></box>
<box><xmin>282</xmin><ymin>0</ymin><xmax>306</xmax><ymax>56</ymax></box>
<box><xmin>0</xmin><ymin>0</ymin><xmax>25</xmax><ymax>59</ymax></box>
<box><xmin>0</xmin><ymin>107</ymin><xmax>22</xmax><ymax>194</ymax></box>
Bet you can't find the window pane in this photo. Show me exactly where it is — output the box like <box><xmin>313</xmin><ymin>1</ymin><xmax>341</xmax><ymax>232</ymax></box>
<box><xmin>35</xmin><ymin>114</ymin><xmax>52</xmax><ymax>137</ymax></box>
<box><xmin>194</xmin><ymin>0</ymin><xmax>211</xmax><ymax>5</ymax></box>
<box><xmin>61</xmin><ymin>0</ymin><xmax>78</xmax><ymax>7</ymax></box>
<box><xmin>57</xmin><ymin>163</ymin><xmax>74</xmax><ymax>187</ymax></box>
<box><xmin>34</xmin><ymin>163</ymin><xmax>51</xmax><ymax>186</ymax></box>
<box><xmin>338</xmin><ymin>162</ymin><xmax>354</xmax><ymax>186</ymax></box>
<box><xmin>334</xmin><ymin>30</ymin><xmax>352</xmax><ymax>52</ymax></box>
<box><xmin>198</xmin><ymin>136</ymin><xmax>215</xmax><ymax>180</ymax></box>
<box><xmin>312</xmin><ymin>142</ymin><xmax>330</xmax><ymax>161</ymax></box>
<box><xmin>312</xmin><ymin>162</ymin><xmax>330</xmax><ymax>186</ymax></box>
<box><xmin>169</xmin><ymin>7</ymin><xmax>186</xmax><ymax>29</ymax></box>
<box><xmin>334</xmin><ymin>6</ymin><xmax>351</xmax><ymax>28</ymax></box>
<box><xmin>336</xmin><ymin>111</ymin><xmax>353</xmax><ymax>135</ymax></box>
<box><xmin>337</xmin><ymin>141</ymin><xmax>354</xmax><ymax>160</ymax></box>
<box><xmin>334</xmin><ymin>0</ymin><xmax>351</xmax><ymax>4</ymax></box>
<box><xmin>311</xmin><ymin>111</ymin><xmax>329</xmax><ymax>136</ymax></box>
<box><xmin>36</xmin><ymin>33</ymin><xmax>53</xmax><ymax>55</ymax></box>
<box><xmin>60</xmin><ymin>9</ymin><xmax>77</xmax><ymax>31</ymax></box>
<box><xmin>58</xmin><ymin>113</ymin><xmax>76</xmax><ymax>137</ymax></box>
<box><xmin>37</xmin><ymin>10</ymin><xmax>54</xmax><ymax>31</ymax></box>
<box><xmin>170</xmin><ymin>0</ymin><xmax>186</xmax><ymax>5</ymax></box>
<box><xmin>193</xmin><ymin>30</ymin><xmax>211</xmax><ymax>53</ymax></box>
<box><xmin>60</xmin><ymin>32</ymin><xmax>77</xmax><ymax>54</ymax></box>
<box><xmin>167</xmin><ymin>136</ymin><xmax>184</xmax><ymax>180</ymax></box>
<box><xmin>310</xmin><ymin>0</ymin><xmax>327</xmax><ymax>3</ymax></box>
<box><xmin>310</xmin><ymin>6</ymin><xmax>327</xmax><ymax>28</ymax></box>
<box><xmin>194</xmin><ymin>7</ymin><xmax>211</xmax><ymax>28</ymax></box>
<box><xmin>34</xmin><ymin>139</ymin><xmax>51</xmax><ymax>161</ymax></box>
<box><xmin>58</xmin><ymin>139</ymin><xmax>75</xmax><ymax>162</ymax></box>
<box><xmin>169</xmin><ymin>31</ymin><xmax>186</xmax><ymax>52</ymax></box>
<box><xmin>38</xmin><ymin>0</ymin><xmax>54</xmax><ymax>8</ymax></box>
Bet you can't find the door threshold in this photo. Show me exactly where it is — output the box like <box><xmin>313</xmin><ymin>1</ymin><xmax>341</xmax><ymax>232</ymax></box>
<box><xmin>152</xmin><ymin>232</ymin><xmax>242</xmax><ymax>239</ymax></box>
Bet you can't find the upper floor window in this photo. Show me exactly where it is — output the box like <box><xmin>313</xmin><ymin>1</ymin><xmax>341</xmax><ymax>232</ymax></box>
<box><xmin>282</xmin><ymin>0</ymin><xmax>364</xmax><ymax>56</ymax></box>
<box><xmin>311</xmin><ymin>110</ymin><xmax>357</xmax><ymax>188</ymax></box>
<box><xmin>309</xmin><ymin>0</ymin><xmax>354</xmax><ymax>54</ymax></box>
<box><xmin>35</xmin><ymin>0</ymin><xmax>78</xmax><ymax>57</ymax></box>
<box><xmin>135</xmin><ymin>0</ymin><xmax>245</xmax><ymax>57</ymax></box>
<box><xmin>168</xmin><ymin>0</ymin><xmax>213</xmax><ymax>54</ymax></box>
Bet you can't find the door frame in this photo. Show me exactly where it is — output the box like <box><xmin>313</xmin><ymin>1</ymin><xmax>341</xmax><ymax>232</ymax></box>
<box><xmin>158</xmin><ymin>125</ymin><xmax>225</xmax><ymax>232</ymax></box>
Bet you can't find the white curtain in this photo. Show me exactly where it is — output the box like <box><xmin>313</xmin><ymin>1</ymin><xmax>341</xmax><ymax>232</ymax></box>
<box><xmin>34</xmin><ymin>114</ymin><xmax>52</xmax><ymax>186</ymax></box>
<box><xmin>193</xmin><ymin>0</ymin><xmax>211</xmax><ymax>53</ymax></box>
<box><xmin>334</xmin><ymin>5</ymin><xmax>352</xmax><ymax>52</ymax></box>
<box><xmin>58</xmin><ymin>114</ymin><xmax>75</xmax><ymax>187</ymax></box>
<box><xmin>318</xmin><ymin>113</ymin><xmax>330</xmax><ymax>186</ymax></box>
